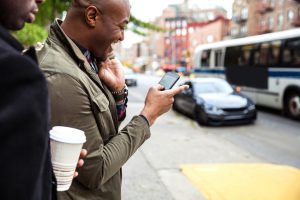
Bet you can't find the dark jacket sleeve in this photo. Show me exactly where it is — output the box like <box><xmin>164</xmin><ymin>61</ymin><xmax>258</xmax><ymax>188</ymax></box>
<box><xmin>0</xmin><ymin>53</ymin><xmax>53</xmax><ymax>200</ymax></box>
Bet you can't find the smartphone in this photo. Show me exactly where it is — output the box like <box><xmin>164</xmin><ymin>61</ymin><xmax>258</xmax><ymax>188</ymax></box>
<box><xmin>158</xmin><ymin>72</ymin><xmax>180</xmax><ymax>90</ymax></box>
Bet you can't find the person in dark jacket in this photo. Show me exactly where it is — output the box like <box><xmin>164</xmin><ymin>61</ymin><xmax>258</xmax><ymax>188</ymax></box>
<box><xmin>0</xmin><ymin>0</ymin><xmax>87</xmax><ymax>199</ymax></box>
<box><xmin>0</xmin><ymin>0</ymin><xmax>57</xmax><ymax>199</ymax></box>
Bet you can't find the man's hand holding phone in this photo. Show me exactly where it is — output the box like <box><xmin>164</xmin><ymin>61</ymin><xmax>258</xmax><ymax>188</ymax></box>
<box><xmin>158</xmin><ymin>72</ymin><xmax>180</xmax><ymax>90</ymax></box>
<box><xmin>140</xmin><ymin>73</ymin><xmax>189</xmax><ymax>126</ymax></box>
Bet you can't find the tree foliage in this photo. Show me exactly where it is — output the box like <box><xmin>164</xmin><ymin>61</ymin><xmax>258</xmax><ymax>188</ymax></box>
<box><xmin>128</xmin><ymin>15</ymin><xmax>165</xmax><ymax>36</ymax></box>
<box><xmin>13</xmin><ymin>23</ymin><xmax>48</xmax><ymax>46</ymax></box>
<box><xmin>35</xmin><ymin>0</ymin><xmax>70</xmax><ymax>26</ymax></box>
<box><xmin>14</xmin><ymin>0</ymin><xmax>69</xmax><ymax>45</ymax></box>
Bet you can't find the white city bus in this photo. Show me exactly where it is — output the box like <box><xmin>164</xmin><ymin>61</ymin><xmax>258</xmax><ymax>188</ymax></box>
<box><xmin>193</xmin><ymin>28</ymin><xmax>300</xmax><ymax>120</ymax></box>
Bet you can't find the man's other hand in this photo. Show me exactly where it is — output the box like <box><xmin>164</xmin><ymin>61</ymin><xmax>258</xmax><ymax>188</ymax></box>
<box><xmin>98</xmin><ymin>58</ymin><xmax>125</xmax><ymax>92</ymax></box>
<box><xmin>74</xmin><ymin>149</ymin><xmax>87</xmax><ymax>178</ymax></box>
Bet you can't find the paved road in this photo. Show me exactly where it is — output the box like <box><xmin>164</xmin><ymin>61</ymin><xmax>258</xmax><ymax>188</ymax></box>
<box><xmin>120</xmin><ymin>74</ymin><xmax>300</xmax><ymax>200</ymax></box>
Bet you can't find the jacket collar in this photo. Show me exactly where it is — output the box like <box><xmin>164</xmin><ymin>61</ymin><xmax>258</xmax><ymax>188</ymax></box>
<box><xmin>0</xmin><ymin>24</ymin><xmax>38</xmax><ymax>64</ymax></box>
<box><xmin>48</xmin><ymin>19</ymin><xmax>119</xmax><ymax>129</ymax></box>
<box><xmin>0</xmin><ymin>24</ymin><xmax>23</xmax><ymax>52</ymax></box>
<box><xmin>49</xmin><ymin>19</ymin><xmax>105</xmax><ymax>90</ymax></box>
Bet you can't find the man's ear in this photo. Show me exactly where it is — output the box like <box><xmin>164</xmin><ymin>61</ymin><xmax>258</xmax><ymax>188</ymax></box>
<box><xmin>85</xmin><ymin>6</ymin><xmax>99</xmax><ymax>27</ymax></box>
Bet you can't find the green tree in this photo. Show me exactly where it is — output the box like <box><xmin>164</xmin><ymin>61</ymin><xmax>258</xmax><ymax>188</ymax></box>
<box><xmin>13</xmin><ymin>23</ymin><xmax>48</xmax><ymax>46</ymax></box>
<box><xmin>35</xmin><ymin>0</ymin><xmax>70</xmax><ymax>27</ymax></box>
<box><xmin>14</xmin><ymin>0</ymin><xmax>69</xmax><ymax>45</ymax></box>
<box><xmin>128</xmin><ymin>15</ymin><xmax>165</xmax><ymax>36</ymax></box>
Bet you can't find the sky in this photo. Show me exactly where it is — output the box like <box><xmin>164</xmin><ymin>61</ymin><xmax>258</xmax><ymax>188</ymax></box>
<box><xmin>123</xmin><ymin>0</ymin><xmax>234</xmax><ymax>48</ymax></box>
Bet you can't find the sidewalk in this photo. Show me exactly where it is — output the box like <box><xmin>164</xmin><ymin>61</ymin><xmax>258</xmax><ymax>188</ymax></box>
<box><xmin>120</xmin><ymin>99</ymin><xmax>300</xmax><ymax>200</ymax></box>
<box><xmin>120</xmin><ymin>102</ymin><xmax>207</xmax><ymax>200</ymax></box>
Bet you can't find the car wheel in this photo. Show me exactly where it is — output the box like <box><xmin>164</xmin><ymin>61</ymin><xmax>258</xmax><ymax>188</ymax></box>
<box><xmin>195</xmin><ymin>108</ymin><xmax>208</xmax><ymax>126</ymax></box>
<box><xmin>284</xmin><ymin>90</ymin><xmax>300</xmax><ymax>120</ymax></box>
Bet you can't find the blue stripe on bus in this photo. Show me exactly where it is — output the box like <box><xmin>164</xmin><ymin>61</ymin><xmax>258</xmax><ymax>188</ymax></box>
<box><xmin>193</xmin><ymin>68</ymin><xmax>224</xmax><ymax>74</ymax></box>
<box><xmin>193</xmin><ymin>68</ymin><xmax>300</xmax><ymax>79</ymax></box>
<box><xmin>269</xmin><ymin>71</ymin><xmax>300</xmax><ymax>78</ymax></box>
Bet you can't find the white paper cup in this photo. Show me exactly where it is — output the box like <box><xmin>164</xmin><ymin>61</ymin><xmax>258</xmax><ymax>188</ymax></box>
<box><xmin>49</xmin><ymin>126</ymin><xmax>86</xmax><ymax>191</ymax></box>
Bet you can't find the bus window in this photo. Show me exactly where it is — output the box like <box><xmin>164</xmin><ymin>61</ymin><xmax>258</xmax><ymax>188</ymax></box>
<box><xmin>269</xmin><ymin>40</ymin><xmax>281</xmax><ymax>66</ymax></box>
<box><xmin>253</xmin><ymin>51</ymin><xmax>260</xmax><ymax>66</ymax></box>
<box><xmin>284</xmin><ymin>38</ymin><xmax>300</xmax><ymax>68</ymax></box>
<box><xmin>215</xmin><ymin>49</ymin><xmax>223</xmax><ymax>67</ymax></box>
<box><xmin>238</xmin><ymin>45</ymin><xmax>252</xmax><ymax>66</ymax></box>
<box><xmin>224</xmin><ymin>46</ymin><xmax>240</xmax><ymax>67</ymax></box>
<box><xmin>283</xmin><ymin>49</ymin><xmax>292</xmax><ymax>64</ymax></box>
<box><xmin>259</xmin><ymin>43</ymin><xmax>270</xmax><ymax>66</ymax></box>
<box><xmin>249</xmin><ymin>44</ymin><xmax>261</xmax><ymax>66</ymax></box>
<box><xmin>294</xmin><ymin>50</ymin><xmax>300</xmax><ymax>66</ymax></box>
<box><xmin>201</xmin><ymin>50</ymin><xmax>210</xmax><ymax>67</ymax></box>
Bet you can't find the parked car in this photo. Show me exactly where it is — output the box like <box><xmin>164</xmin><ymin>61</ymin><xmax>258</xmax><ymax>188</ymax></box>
<box><xmin>124</xmin><ymin>68</ymin><xmax>137</xmax><ymax>87</ymax></box>
<box><xmin>173</xmin><ymin>77</ymin><xmax>256</xmax><ymax>126</ymax></box>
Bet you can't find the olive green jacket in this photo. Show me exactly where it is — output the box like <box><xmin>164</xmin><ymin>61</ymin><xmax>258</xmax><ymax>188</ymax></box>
<box><xmin>37</xmin><ymin>19</ymin><xmax>151</xmax><ymax>200</ymax></box>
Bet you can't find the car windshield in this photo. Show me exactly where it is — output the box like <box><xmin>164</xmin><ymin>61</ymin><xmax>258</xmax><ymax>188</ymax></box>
<box><xmin>193</xmin><ymin>81</ymin><xmax>233</xmax><ymax>94</ymax></box>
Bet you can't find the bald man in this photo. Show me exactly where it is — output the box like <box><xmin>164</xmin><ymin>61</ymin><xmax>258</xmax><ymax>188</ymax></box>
<box><xmin>37</xmin><ymin>0</ymin><xmax>188</xmax><ymax>199</ymax></box>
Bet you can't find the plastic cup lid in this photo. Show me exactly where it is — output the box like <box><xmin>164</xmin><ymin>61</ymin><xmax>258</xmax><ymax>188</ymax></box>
<box><xmin>50</xmin><ymin>126</ymin><xmax>86</xmax><ymax>144</ymax></box>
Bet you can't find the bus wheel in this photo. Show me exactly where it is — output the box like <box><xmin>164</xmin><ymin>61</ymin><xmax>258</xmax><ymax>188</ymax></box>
<box><xmin>284</xmin><ymin>91</ymin><xmax>300</xmax><ymax>120</ymax></box>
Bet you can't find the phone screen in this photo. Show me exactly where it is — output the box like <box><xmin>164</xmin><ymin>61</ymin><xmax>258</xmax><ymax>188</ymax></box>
<box><xmin>158</xmin><ymin>72</ymin><xmax>180</xmax><ymax>90</ymax></box>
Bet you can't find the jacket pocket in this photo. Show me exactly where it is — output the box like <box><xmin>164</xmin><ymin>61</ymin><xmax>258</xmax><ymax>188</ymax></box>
<box><xmin>92</xmin><ymin>93</ymin><xmax>109</xmax><ymax>112</ymax></box>
<box><xmin>91</xmin><ymin>92</ymin><xmax>114</xmax><ymax>144</ymax></box>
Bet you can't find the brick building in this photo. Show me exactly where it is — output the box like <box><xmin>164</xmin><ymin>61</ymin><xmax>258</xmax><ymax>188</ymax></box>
<box><xmin>231</xmin><ymin>0</ymin><xmax>300</xmax><ymax>38</ymax></box>
<box><xmin>161</xmin><ymin>5</ymin><xmax>229</xmax><ymax>69</ymax></box>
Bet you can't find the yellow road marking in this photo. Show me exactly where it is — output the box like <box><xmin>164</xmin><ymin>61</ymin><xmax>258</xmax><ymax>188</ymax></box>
<box><xmin>181</xmin><ymin>163</ymin><xmax>300</xmax><ymax>200</ymax></box>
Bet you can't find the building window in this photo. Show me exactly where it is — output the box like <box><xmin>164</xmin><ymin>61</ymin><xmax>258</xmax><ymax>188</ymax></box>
<box><xmin>241</xmin><ymin>25</ymin><xmax>247</xmax><ymax>35</ymax></box>
<box><xmin>268</xmin><ymin>17</ymin><xmax>274</xmax><ymax>29</ymax></box>
<box><xmin>188</xmin><ymin>27</ymin><xmax>194</xmax><ymax>34</ymax></box>
<box><xmin>165</xmin><ymin>39</ymin><xmax>170</xmax><ymax>45</ymax></box>
<box><xmin>165</xmin><ymin>21</ymin><xmax>170</xmax><ymax>29</ymax></box>
<box><xmin>260</xmin><ymin>19</ymin><xmax>266</xmax><ymax>28</ymax></box>
<box><xmin>233</xmin><ymin>13</ymin><xmax>238</xmax><ymax>21</ymax></box>
<box><xmin>207</xmin><ymin>12</ymin><xmax>215</xmax><ymax>20</ymax></box>
<box><xmin>287</xmin><ymin>10</ymin><xmax>294</xmax><ymax>23</ymax></box>
<box><xmin>241</xmin><ymin>8</ymin><xmax>248</xmax><ymax>19</ymax></box>
<box><xmin>277</xmin><ymin>14</ymin><xmax>284</xmax><ymax>28</ymax></box>
<box><xmin>231</xmin><ymin>27</ymin><xmax>239</xmax><ymax>36</ymax></box>
<box><xmin>172</xmin><ymin>21</ymin><xmax>176</xmax><ymax>29</ymax></box>
<box><xmin>199</xmin><ymin>13</ymin><xmax>206</xmax><ymax>21</ymax></box>
<box><xmin>278</xmin><ymin>0</ymin><xmax>284</xmax><ymax>5</ymax></box>
<box><xmin>269</xmin><ymin>0</ymin><xmax>275</xmax><ymax>7</ymax></box>
<box><xmin>206</xmin><ymin>35</ymin><xmax>214</xmax><ymax>43</ymax></box>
